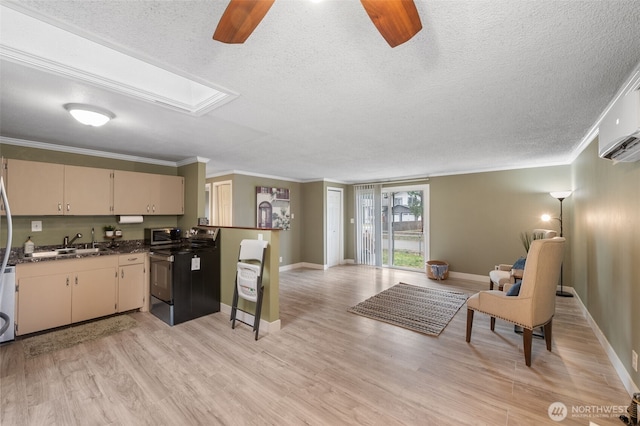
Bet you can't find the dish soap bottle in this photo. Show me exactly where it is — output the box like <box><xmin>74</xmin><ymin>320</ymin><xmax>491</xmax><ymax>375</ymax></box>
<box><xmin>24</xmin><ymin>236</ymin><xmax>35</xmax><ymax>255</ymax></box>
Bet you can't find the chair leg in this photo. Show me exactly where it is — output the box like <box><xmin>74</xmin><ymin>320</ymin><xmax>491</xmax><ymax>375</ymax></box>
<box><xmin>466</xmin><ymin>309</ymin><xmax>474</xmax><ymax>342</ymax></box>
<box><xmin>230</xmin><ymin>282</ymin><xmax>239</xmax><ymax>329</ymax></box>
<box><xmin>523</xmin><ymin>328</ymin><xmax>533</xmax><ymax>367</ymax></box>
<box><xmin>544</xmin><ymin>320</ymin><xmax>553</xmax><ymax>351</ymax></box>
<box><xmin>490</xmin><ymin>316</ymin><xmax>496</xmax><ymax>331</ymax></box>
<box><xmin>253</xmin><ymin>285</ymin><xmax>264</xmax><ymax>341</ymax></box>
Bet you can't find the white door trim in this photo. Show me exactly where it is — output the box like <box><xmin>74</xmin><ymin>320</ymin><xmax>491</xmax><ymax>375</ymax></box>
<box><xmin>326</xmin><ymin>187</ymin><xmax>344</xmax><ymax>267</ymax></box>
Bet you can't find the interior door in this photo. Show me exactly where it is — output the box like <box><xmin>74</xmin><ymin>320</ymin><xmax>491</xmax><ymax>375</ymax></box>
<box><xmin>327</xmin><ymin>188</ymin><xmax>343</xmax><ymax>267</ymax></box>
<box><xmin>213</xmin><ymin>181</ymin><xmax>232</xmax><ymax>226</ymax></box>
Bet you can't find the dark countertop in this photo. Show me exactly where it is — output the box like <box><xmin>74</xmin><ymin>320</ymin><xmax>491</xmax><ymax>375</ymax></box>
<box><xmin>3</xmin><ymin>239</ymin><xmax>149</xmax><ymax>265</ymax></box>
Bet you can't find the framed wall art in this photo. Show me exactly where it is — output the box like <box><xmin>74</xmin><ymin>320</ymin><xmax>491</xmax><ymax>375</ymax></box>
<box><xmin>256</xmin><ymin>186</ymin><xmax>291</xmax><ymax>230</ymax></box>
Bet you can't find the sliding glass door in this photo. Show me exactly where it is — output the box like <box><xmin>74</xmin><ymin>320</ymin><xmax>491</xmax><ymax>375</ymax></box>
<box><xmin>356</xmin><ymin>183</ymin><xmax>429</xmax><ymax>271</ymax></box>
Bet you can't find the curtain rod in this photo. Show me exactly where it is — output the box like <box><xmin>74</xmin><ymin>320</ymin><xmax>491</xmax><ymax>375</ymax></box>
<box><xmin>354</xmin><ymin>177</ymin><xmax>430</xmax><ymax>186</ymax></box>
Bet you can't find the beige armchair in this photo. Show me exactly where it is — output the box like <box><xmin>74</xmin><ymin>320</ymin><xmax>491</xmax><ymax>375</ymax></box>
<box><xmin>488</xmin><ymin>229</ymin><xmax>557</xmax><ymax>290</ymax></box>
<box><xmin>466</xmin><ymin>237</ymin><xmax>566</xmax><ymax>366</ymax></box>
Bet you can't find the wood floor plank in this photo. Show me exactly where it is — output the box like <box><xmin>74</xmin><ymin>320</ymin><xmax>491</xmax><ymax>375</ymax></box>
<box><xmin>0</xmin><ymin>265</ymin><xmax>633</xmax><ymax>425</ymax></box>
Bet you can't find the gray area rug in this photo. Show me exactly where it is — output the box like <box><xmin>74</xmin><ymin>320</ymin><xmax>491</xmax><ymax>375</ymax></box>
<box><xmin>22</xmin><ymin>315</ymin><xmax>137</xmax><ymax>359</ymax></box>
<box><xmin>348</xmin><ymin>282</ymin><xmax>468</xmax><ymax>336</ymax></box>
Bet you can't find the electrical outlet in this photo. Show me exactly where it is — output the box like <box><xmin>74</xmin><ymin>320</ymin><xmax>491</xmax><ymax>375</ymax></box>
<box><xmin>633</xmin><ymin>350</ymin><xmax>638</xmax><ymax>372</ymax></box>
<box><xmin>279</xmin><ymin>256</ymin><xmax>283</xmax><ymax>263</ymax></box>
<box><xmin>31</xmin><ymin>221</ymin><xmax>42</xmax><ymax>232</ymax></box>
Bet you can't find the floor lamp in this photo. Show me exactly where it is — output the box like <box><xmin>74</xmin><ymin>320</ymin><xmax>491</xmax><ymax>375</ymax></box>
<box><xmin>544</xmin><ymin>190</ymin><xmax>573</xmax><ymax>297</ymax></box>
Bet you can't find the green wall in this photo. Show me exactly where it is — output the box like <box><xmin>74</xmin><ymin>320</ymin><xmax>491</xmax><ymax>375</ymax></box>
<box><xmin>428</xmin><ymin>166</ymin><xmax>572</xmax><ymax>276</ymax></box>
<box><xmin>571</xmin><ymin>138</ymin><xmax>639</xmax><ymax>387</ymax></box>
<box><xmin>300</xmin><ymin>181</ymin><xmax>325</xmax><ymax>265</ymax></box>
<box><xmin>208</xmin><ymin>174</ymin><xmax>302</xmax><ymax>266</ymax></box>
<box><xmin>207</xmin><ymin>175</ymin><xmax>350</xmax><ymax>267</ymax></box>
<box><xmin>177</xmin><ymin>161</ymin><xmax>205</xmax><ymax>231</ymax></box>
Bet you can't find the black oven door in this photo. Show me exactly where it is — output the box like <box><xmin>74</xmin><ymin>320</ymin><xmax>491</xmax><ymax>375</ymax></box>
<box><xmin>150</xmin><ymin>252</ymin><xmax>174</xmax><ymax>303</ymax></box>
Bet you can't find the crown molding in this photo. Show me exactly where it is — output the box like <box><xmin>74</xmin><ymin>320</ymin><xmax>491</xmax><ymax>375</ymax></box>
<box><xmin>177</xmin><ymin>157</ymin><xmax>210</xmax><ymax>166</ymax></box>
<box><xmin>0</xmin><ymin>136</ymin><xmax>178</xmax><ymax>167</ymax></box>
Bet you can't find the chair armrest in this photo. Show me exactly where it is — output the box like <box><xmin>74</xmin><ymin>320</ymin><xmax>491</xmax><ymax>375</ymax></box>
<box><xmin>511</xmin><ymin>269</ymin><xmax>524</xmax><ymax>280</ymax></box>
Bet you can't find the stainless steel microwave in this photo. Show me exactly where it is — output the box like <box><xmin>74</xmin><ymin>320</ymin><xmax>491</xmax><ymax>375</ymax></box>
<box><xmin>144</xmin><ymin>228</ymin><xmax>182</xmax><ymax>245</ymax></box>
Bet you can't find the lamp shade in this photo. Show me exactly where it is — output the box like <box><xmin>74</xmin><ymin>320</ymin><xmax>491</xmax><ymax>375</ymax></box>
<box><xmin>64</xmin><ymin>103</ymin><xmax>114</xmax><ymax>127</ymax></box>
<box><xmin>550</xmin><ymin>191</ymin><xmax>572</xmax><ymax>200</ymax></box>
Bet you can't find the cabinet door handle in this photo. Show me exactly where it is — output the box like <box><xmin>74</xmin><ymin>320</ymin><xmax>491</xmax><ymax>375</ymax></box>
<box><xmin>66</xmin><ymin>277</ymin><xmax>69</xmax><ymax>286</ymax></box>
<box><xmin>58</xmin><ymin>203</ymin><xmax>62</xmax><ymax>212</ymax></box>
<box><xmin>146</xmin><ymin>204</ymin><xmax>150</xmax><ymax>212</ymax></box>
<box><xmin>121</xmin><ymin>270</ymin><xmax>124</xmax><ymax>279</ymax></box>
<box><xmin>127</xmin><ymin>257</ymin><xmax>138</xmax><ymax>262</ymax></box>
<box><xmin>75</xmin><ymin>276</ymin><xmax>78</xmax><ymax>285</ymax></box>
<box><xmin>152</xmin><ymin>204</ymin><xmax>156</xmax><ymax>213</ymax></box>
<box><xmin>66</xmin><ymin>203</ymin><xmax>70</xmax><ymax>212</ymax></box>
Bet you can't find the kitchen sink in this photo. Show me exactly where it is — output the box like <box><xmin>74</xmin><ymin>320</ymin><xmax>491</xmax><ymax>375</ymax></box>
<box><xmin>25</xmin><ymin>247</ymin><xmax>112</xmax><ymax>258</ymax></box>
<box><xmin>75</xmin><ymin>247</ymin><xmax>111</xmax><ymax>255</ymax></box>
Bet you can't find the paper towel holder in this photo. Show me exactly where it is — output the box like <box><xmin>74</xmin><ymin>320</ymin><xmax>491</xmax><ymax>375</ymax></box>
<box><xmin>118</xmin><ymin>215</ymin><xmax>144</xmax><ymax>224</ymax></box>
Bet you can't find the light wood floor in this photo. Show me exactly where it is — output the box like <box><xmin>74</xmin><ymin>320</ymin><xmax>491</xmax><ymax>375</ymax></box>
<box><xmin>0</xmin><ymin>265</ymin><xmax>631</xmax><ymax>425</ymax></box>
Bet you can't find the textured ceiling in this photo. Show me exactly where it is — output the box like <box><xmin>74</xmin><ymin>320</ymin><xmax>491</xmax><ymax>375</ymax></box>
<box><xmin>1</xmin><ymin>0</ymin><xmax>640</xmax><ymax>182</ymax></box>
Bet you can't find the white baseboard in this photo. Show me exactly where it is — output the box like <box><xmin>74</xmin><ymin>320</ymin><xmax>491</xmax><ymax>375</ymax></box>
<box><xmin>571</xmin><ymin>289</ymin><xmax>639</xmax><ymax>396</ymax></box>
<box><xmin>220</xmin><ymin>303</ymin><xmax>281</xmax><ymax>335</ymax></box>
<box><xmin>279</xmin><ymin>262</ymin><xmax>325</xmax><ymax>271</ymax></box>
<box><xmin>449</xmin><ymin>271</ymin><xmax>488</xmax><ymax>283</ymax></box>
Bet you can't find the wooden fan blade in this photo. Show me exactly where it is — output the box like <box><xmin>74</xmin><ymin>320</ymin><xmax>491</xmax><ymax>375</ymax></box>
<box><xmin>213</xmin><ymin>0</ymin><xmax>275</xmax><ymax>44</ymax></box>
<box><xmin>360</xmin><ymin>0</ymin><xmax>422</xmax><ymax>47</ymax></box>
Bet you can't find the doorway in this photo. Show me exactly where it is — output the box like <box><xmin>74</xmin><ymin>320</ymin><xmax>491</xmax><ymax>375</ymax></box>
<box><xmin>355</xmin><ymin>183</ymin><xmax>429</xmax><ymax>271</ymax></box>
<box><xmin>211</xmin><ymin>180</ymin><xmax>232</xmax><ymax>226</ymax></box>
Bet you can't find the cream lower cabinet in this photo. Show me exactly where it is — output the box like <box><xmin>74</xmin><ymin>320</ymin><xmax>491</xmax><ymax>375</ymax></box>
<box><xmin>71</xmin><ymin>267</ymin><xmax>118</xmax><ymax>323</ymax></box>
<box><xmin>16</xmin><ymin>256</ymin><xmax>118</xmax><ymax>336</ymax></box>
<box><xmin>16</xmin><ymin>272</ymin><xmax>72</xmax><ymax>335</ymax></box>
<box><xmin>117</xmin><ymin>254</ymin><xmax>147</xmax><ymax>312</ymax></box>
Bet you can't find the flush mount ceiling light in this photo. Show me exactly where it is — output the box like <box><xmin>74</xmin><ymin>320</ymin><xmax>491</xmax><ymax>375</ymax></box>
<box><xmin>64</xmin><ymin>103</ymin><xmax>115</xmax><ymax>127</ymax></box>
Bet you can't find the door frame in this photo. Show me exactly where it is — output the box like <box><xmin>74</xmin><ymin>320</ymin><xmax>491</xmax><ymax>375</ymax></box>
<box><xmin>326</xmin><ymin>187</ymin><xmax>344</xmax><ymax>268</ymax></box>
<box><xmin>212</xmin><ymin>180</ymin><xmax>233</xmax><ymax>226</ymax></box>
<box><xmin>380</xmin><ymin>183</ymin><xmax>429</xmax><ymax>271</ymax></box>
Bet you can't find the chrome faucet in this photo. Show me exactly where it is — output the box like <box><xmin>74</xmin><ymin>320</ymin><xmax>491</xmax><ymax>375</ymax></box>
<box><xmin>64</xmin><ymin>233</ymin><xmax>82</xmax><ymax>248</ymax></box>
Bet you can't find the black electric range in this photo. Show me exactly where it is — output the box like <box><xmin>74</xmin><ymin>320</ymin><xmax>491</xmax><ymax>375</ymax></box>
<box><xmin>148</xmin><ymin>227</ymin><xmax>221</xmax><ymax>326</ymax></box>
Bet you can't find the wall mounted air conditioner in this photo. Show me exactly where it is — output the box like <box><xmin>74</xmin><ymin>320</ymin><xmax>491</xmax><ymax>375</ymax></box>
<box><xmin>598</xmin><ymin>88</ymin><xmax>640</xmax><ymax>162</ymax></box>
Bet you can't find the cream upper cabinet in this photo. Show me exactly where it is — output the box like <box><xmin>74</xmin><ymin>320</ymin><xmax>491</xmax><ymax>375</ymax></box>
<box><xmin>5</xmin><ymin>159</ymin><xmax>184</xmax><ymax>216</ymax></box>
<box><xmin>6</xmin><ymin>159</ymin><xmax>65</xmax><ymax>215</ymax></box>
<box><xmin>151</xmin><ymin>173</ymin><xmax>184</xmax><ymax>215</ymax></box>
<box><xmin>5</xmin><ymin>159</ymin><xmax>112</xmax><ymax>215</ymax></box>
<box><xmin>113</xmin><ymin>170</ymin><xmax>150</xmax><ymax>214</ymax></box>
<box><xmin>113</xmin><ymin>170</ymin><xmax>184</xmax><ymax>215</ymax></box>
<box><xmin>64</xmin><ymin>165</ymin><xmax>113</xmax><ymax>215</ymax></box>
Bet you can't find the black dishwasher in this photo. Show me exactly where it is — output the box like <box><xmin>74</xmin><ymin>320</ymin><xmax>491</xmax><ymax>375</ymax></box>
<box><xmin>149</xmin><ymin>227</ymin><xmax>220</xmax><ymax>326</ymax></box>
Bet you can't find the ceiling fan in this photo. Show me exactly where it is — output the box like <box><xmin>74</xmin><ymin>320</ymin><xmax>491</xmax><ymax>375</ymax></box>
<box><xmin>213</xmin><ymin>0</ymin><xmax>422</xmax><ymax>48</ymax></box>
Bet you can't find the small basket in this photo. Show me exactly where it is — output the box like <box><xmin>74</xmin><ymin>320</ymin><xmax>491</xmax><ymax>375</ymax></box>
<box><xmin>426</xmin><ymin>260</ymin><xmax>449</xmax><ymax>280</ymax></box>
